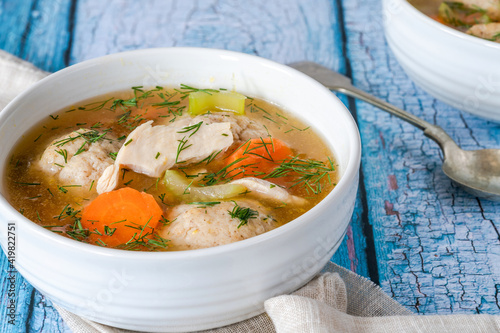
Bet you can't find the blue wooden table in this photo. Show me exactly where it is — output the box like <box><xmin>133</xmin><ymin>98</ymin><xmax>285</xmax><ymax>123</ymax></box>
<box><xmin>1</xmin><ymin>0</ymin><xmax>500</xmax><ymax>331</ymax></box>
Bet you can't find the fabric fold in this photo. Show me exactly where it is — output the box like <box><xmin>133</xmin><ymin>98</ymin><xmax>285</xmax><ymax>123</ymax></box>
<box><xmin>0</xmin><ymin>49</ymin><xmax>48</xmax><ymax>110</ymax></box>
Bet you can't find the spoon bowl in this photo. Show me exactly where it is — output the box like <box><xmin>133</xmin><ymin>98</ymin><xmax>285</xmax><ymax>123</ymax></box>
<box><xmin>289</xmin><ymin>61</ymin><xmax>500</xmax><ymax>201</ymax></box>
<box><xmin>443</xmin><ymin>148</ymin><xmax>500</xmax><ymax>201</ymax></box>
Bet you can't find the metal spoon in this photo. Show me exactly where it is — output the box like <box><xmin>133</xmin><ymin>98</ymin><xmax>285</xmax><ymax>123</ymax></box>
<box><xmin>289</xmin><ymin>61</ymin><xmax>500</xmax><ymax>201</ymax></box>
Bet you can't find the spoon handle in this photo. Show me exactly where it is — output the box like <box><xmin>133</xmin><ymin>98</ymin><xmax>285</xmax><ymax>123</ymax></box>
<box><xmin>289</xmin><ymin>62</ymin><xmax>459</xmax><ymax>153</ymax></box>
<box><xmin>335</xmin><ymin>85</ymin><xmax>429</xmax><ymax>130</ymax></box>
<box><xmin>336</xmin><ymin>84</ymin><xmax>459</xmax><ymax>153</ymax></box>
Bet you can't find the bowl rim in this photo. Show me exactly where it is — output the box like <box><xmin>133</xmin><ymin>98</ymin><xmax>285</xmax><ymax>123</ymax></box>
<box><xmin>0</xmin><ymin>47</ymin><xmax>361</xmax><ymax>260</ymax></box>
<box><xmin>395</xmin><ymin>0</ymin><xmax>500</xmax><ymax>50</ymax></box>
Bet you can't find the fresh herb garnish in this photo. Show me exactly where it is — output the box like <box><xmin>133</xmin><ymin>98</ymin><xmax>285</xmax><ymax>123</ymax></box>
<box><xmin>263</xmin><ymin>156</ymin><xmax>335</xmax><ymax>194</ymax></box>
<box><xmin>228</xmin><ymin>202</ymin><xmax>259</xmax><ymax>228</ymax></box>
<box><xmin>55</xmin><ymin>149</ymin><xmax>68</xmax><ymax>163</ymax></box>
<box><xmin>177</xmin><ymin>121</ymin><xmax>203</xmax><ymax>137</ymax></box>
<box><xmin>14</xmin><ymin>181</ymin><xmax>41</xmax><ymax>186</ymax></box>
<box><xmin>58</xmin><ymin>184</ymin><xmax>82</xmax><ymax>193</ymax></box>
<box><xmin>174</xmin><ymin>122</ymin><xmax>203</xmax><ymax>163</ymax></box>
<box><xmin>189</xmin><ymin>201</ymin><xmax>221</xmax><ymax>207</ymax></box>
<box><xmin>176</xmin><ymin>84</ymin><xmax>219</xmax><ymax>99</ymax></box>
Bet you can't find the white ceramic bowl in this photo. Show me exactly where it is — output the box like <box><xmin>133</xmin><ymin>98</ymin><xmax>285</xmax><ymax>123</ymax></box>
<box><xmin>0</xmin><ymin>48</ymin><xmax>360</xmax><ymax>332</ymax></box>
<box><xmin>383</xmin><ymin>0</ymin><xmax>500</xmax><ymax>122</ymax></box>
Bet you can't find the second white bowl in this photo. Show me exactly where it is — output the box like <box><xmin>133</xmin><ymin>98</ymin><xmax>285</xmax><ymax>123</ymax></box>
<box><xmin>383</xmin><ymin>0</ymin><xmax>500</xmax><ymax>122</ymax></box>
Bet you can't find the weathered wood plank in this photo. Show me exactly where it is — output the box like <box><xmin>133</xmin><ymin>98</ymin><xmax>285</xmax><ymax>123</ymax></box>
<box><xmin>331</xmin><ymin>187</ymin><xmax>371</xmax><ymax>279</ymax></box>
<box><xmin>0</xmin><ymin>0</ymin><xmax>74</xmax><ymax>331</ymax></box>
<box><xmin>0</xmin><ymin>0</ymin><xmax>74</xmax><ymax>71</ymax></box>
<box><xmin>71</xmin><ymin>0</ymin><xmax>345</xmax><ymax>69</ymax></box>
<box><xmin>341</xmin><ymin>0</ymin><xmax>500</xmax><ymax>314</ymax></box>
<box><xmin>0</xmin><ymin>255</ymin><xmax>34</xmax><ymax>333</ymax></box>
<box><xmin>0</xmin><ymin>5</ymin><xmax>39</xmax><ymax>331</ymax></box>
<box><xmin>0</xmin><ymin>0</ymin><xmax>35</xmax><ymax>55</ymax></box>
<box><xmin>19</xmin><ymin>0</ymin><xmax>75</xmax><ymax>71</ymax></box>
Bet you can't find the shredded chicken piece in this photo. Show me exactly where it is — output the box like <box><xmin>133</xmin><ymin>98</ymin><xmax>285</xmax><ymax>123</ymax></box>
<box><xmin>230</xmin><ymin>177</ymin><xmax>308</xmax><ymax>205</ymax></box>
<box><xmin>97</xmin><ymin>120</ymin><xmax>233</xmax><ymax>194</ymax></box>
<box><xmin>190</xmin><ymin>112</ymin><xmax>269</xmax><ymax>142</ymax></box>
<box><xmin>467</xmin><ymin>22</ymin><xmax>500</xmax><ymax>42</ymax></box>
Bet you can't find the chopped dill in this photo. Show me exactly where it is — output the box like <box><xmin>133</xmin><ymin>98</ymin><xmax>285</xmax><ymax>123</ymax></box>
<box><xmin>79</xmin><ymin>97</ymin><xmax>113</xmax><ymax>112</ymax></box>
<box><xmin>14</xmin><ymin>181</ymin><xmax>41</xmax><ymax>186</ymax></box>
<box><xmin>177</xmin><ymin>121</ymin><xmax>203</xmax><ymax>137</ymax></box>
<box><xmin>276</xmin><ymin>113</ymin><xmax>288</xmax><ymax>120</ymax></box>
<box><xmin>55</xmin><ymin>149</ymin><xmax>68</xmax><ymax>163</ymax></box>
<box><xmin>183</xmin><ymin>179</ymin><xmax>195</xmax><ymax>195</ymax></box>
<box><xmin>58</xmin><ymin>184</ymin><xmax>82</xmax><ymax>193</ymax></box>
<box><xmin>175</xmin><ymin>137</ymin><xmax>192</xmax><ymax>164</ymax></box>
<box><xmin>263</xmin><ymin>115</ymin><xmax>279</xmax><ymax>124</ymax></box>
<box><xmin>198</xmin><ymin>149</ymin><xmax>222</xmax><ymax>165</ymax></box>
<box><xmin>228</xmin><ymin>202</ymin><xmax>259</xmax><ymax>228</ymax></box>
<box><xmin>263</xmin><ymin>156</ymin><xmax>335</xmax><ymax>195</ymax></box>
<box><xmin>95</xmin><ymin>239</ymin><xmax>108</xmax><ymax>247</ymax></box>
<box><xmin>152</xmin><ymin>99</ymin><xmax>180</xmax><ymax>108</ymax></box>
<box><xmin>291</xmin><ymin>125</ymin><xmax>310</xmax><ymax>131</ymax></box>
<box><xmin>104</xmin><ymin>225</ymin><xmax>117</xmax><ymax>236</ymax></box>
<box><xmin>146</xmin><ymin>234</ymin><xmax>170</xmax><ymax>249</ymax></box>
<box><xmin>176</xmin><ymin>84</ymin><xmax>219</xmax><ymax>99</ymax></box>
<box><xmin>189</xmin><ymin>201</ymin><xmax>221</xmax><ymax>207</ymax></box>
<box><xmin>53</xmin><ymin>129</ymin><xmax>112</xmax><ymax>153</ymax></box>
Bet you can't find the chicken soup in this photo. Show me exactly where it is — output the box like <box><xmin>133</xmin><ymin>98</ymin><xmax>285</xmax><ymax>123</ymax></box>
<box><xmin>409</xmin><ymin>0</ymin><xmax>500</xmax><ymax>42</ymax></box>
<box><xmin>4</xmin><ymin>85</ymin><xmax>338</xmax><ymax>251</ymax></box>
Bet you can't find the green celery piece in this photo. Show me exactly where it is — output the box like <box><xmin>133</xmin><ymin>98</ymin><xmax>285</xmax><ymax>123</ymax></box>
<box><xmin>188</xmin><ymin>91</ymin><xmax>247</xmax><ymax>115</ymax></box>
<box><xmin>163</xmin><ymin>170</ymin><xmax>246</xmax><ymax>201</ymax></box>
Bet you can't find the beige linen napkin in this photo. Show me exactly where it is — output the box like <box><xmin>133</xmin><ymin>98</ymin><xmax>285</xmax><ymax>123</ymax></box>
<box><xmin>2</xmin><ymin>50</ymin><xmax>500</xmax><ymax>333</ymax></box>
<box><xmin>52</xmin><ymin>263</ymin><xmax>500</xmax><ymax>333</ymax></box>
<box><xmin>0</xmin><ymin>50</ymin><xmax>48</xmax><ymax>110</ymax></box>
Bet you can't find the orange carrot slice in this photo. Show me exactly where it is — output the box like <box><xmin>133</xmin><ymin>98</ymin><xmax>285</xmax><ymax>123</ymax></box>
<box><xmin>81</xmin><ymin>187</ymin><xmax>163</xmax><ymax>247</ymax></box>
<box><xmin>225</xmin><ymin>137</ymin><xmax>293</xmax><ymax>179</ymax></box>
